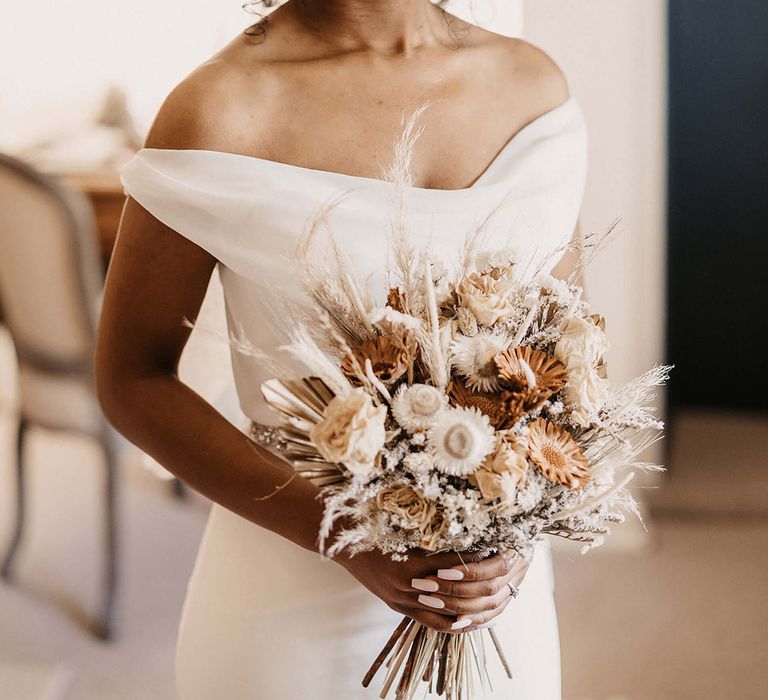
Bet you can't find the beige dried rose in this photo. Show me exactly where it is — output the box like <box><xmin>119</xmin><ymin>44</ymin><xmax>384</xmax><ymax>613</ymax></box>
<box><xmin>554</xmin><ymin>316</ymin><xmax>610</xmax><ymax>427</ymax></box>
<box><xmin>309</xmin><ymin>388</ymin><xmax>386</xmax><ymax>476</ymax></box>
<box><xmin>473</xmin><ymin>435</ymin><xmax>529</xmax><ymax>509</ymax></box>
<box><xmin>418</xmin><ymin>514</ymin><xmax>449</xmax><ymax>552</ymax></box>
<box><xmin>456</xmin><ymin>271</ymin><xmax>518</xmax><ymax>327</ymax></box>
<box><xmin>377</xmin><ymin>484</ymin><xmax>436</xmax><ymax>533</ymax></box>
<box><xmin>563</xmin><ymin>365</ymin><xmax>609</xmax><ymax>427</ymax></box>
<box><xmin>475</xmin><ymin>470</ymin><xmax>519</xmax><ymax>512</ymax></box>
<box><xmin>554</xmin><ymin>316</ymin><xmax>609</xmax><ymax>370</ymax></box>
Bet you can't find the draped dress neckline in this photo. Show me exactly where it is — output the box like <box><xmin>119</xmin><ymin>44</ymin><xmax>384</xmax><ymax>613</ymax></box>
<box><xmin>134</xmin><ymin>96</ymin><xmax>580</xmax><ymax>201</ymax></box>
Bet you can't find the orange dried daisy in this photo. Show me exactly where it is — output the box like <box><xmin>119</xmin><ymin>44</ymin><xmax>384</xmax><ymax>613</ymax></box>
<box><xmin>498</xmin><ymin>391</ymin><xmax>529</xmax><ymax>427</ymax></box>
<box><xmin>527</xmin><ymin>418</ymin><xmax>589</xmax><ymax>488</ymax></box>
<box><xmin>342</xmin><ymin>336</ymin><xmax>411</xmax><ymax>385</ymax></box>
<box><xmin>494</xmin><ymin>346</ymin><xmax>567</xmax><ymax>412</ymax></box>
<box><xmin>448</xmin><ymin>381</ymin><xmax>512</xmax><ymax>429</ymax></box>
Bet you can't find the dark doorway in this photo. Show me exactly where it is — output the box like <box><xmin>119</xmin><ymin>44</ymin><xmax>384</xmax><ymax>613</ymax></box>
<box><xmin>667</xmin><ymin>0</ymin><xmax>768</xmax><ymax>412</ymax></box>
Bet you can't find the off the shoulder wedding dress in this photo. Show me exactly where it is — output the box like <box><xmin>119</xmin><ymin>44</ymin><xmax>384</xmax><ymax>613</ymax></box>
<box><xmin>120</xmin><ymin>96</ymin><xmax>587</xmax><ymax>699</ymax></box>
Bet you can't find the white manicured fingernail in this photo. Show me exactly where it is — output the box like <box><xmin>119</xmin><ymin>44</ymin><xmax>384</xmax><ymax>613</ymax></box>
<box><xmin>437</xmin><ymin>569</ymin><xmax>464</xmax><ymax>580</ymax></box>
<box><xmin>451</xmin><ymin>618</ymin><xmax>472</xmax><ymax>630</ymax></box>
<box><xmin>418</xmin><ymin>594</ymin><xmax>445</xmax><ymax>609</ymax></box>
<box><xmin>411</xmin><ymin>578</ymin><xmax>439</xmax><ymax>593</ymax></box>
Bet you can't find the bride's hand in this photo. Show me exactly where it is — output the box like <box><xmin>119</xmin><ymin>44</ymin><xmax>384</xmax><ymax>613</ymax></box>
<box><xmin>416</xmin><ymin>551</ymin><xmax>531</xmax><ymax>631</ymax></box>
<box><xmin>338</xmin><ymin>548</ymin><xmax>530</xmax><ymax>633</ymax></box>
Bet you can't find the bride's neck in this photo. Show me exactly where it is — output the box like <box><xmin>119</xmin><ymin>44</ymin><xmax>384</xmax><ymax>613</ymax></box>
<box><xmin>289</xmin><ymin>0</ymin><xmax>446</xmax><ymax>54</ymax></box>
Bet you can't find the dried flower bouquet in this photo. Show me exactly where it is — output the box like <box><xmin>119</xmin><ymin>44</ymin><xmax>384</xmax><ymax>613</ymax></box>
<box><xmin>230</xmin><ymin>113</ymin><xmax>669</xmax><ymax>699</ymax></box>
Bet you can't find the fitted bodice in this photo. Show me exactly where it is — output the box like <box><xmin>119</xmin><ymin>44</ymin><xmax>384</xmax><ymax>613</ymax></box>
<box><xmin>120</xmin><ymin>97</ymin><xmax>588</xmax><ymax>423</ymax></box>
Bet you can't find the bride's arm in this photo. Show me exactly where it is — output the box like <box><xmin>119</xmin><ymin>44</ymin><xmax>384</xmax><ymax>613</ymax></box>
<box><xmin>94</xmin><ymin>65</ymin><xmax>338</xmax><ymax>552</ymax></box>
<box><xmin>96</xmin><ymin>196</ymin><xmax>328</xmax><ymax>550</ymax></box>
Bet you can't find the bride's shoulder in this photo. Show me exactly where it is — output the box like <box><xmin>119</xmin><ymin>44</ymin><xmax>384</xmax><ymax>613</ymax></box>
<box><xmin>471</xmin><ymin>32</ymin><xmax>571</xmax><ymax>111</ymax></box>
<box><xmin>143</xmin><ymin>48</ymin><xmax>277</xmax><ymax>153</ymax></box>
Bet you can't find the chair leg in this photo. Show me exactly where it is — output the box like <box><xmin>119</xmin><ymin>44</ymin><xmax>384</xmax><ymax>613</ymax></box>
<box><xmin>94</xmin><ymin>429</ymin><xmax>119</xmax><ymax>641</ymax></box>
<box><xmin>1</xmin><ymin>417</ymin><xmax>28</xmax><ymax>581</ymax></box>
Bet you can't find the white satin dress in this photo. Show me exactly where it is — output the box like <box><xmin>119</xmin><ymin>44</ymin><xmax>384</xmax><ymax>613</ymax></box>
<box><xmin>120</xmin><ymin>96</ymin><xmax>588</xmax><ymax>699</ymax></box>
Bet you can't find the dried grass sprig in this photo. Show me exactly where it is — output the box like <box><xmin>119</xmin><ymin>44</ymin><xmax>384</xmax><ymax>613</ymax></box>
<box><xmin>384</xmin><ymin>104</ymin><xmax>430</xmax><ymax>314</ymax></box>
<box><xmin>279</xmin><ymin>325</ymin><xmax>352</xmax><ymax>397</ymax></box>
<box><xmin>535</xmin><ymin>217</ymin><xmax>622</xmax><ymax>284</ymax></box>
<box><xmin>296</xmin><ymin>190</ymin><xmax>374</xmax><ymax>342</ymax></box>
<box><xmin>423</xmin><ymin>258</ymin><xmax>448</xmax><ymax>388</ymax></box>
<box><xmin>551</xmin><ymin>471</ymin><xmax>635</xmax><ymax>522</ymax></box>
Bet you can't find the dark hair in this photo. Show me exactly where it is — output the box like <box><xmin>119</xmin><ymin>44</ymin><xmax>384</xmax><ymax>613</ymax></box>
<box><xmin>243</xmin><ymin>0</ymin><xmax>449</xmax><ymax>9</ymax></box>
<box><xmin>242</xmin><ymin>1</ymin><xmax>461</xmax><ymax>42</ymax></box>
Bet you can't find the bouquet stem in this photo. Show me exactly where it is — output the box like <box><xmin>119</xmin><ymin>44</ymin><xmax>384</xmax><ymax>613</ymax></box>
<box><xmin>363</xmin><ymin>616</ymin><xmax>513</xmax><ymax>699</ymax></box>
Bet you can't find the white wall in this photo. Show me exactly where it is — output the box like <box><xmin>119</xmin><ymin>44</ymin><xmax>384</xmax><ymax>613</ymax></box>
<box><xmin>0</xmin><ymin>1</ymin><xmax>246</xmax><ymax>146</ymax></box>
<box><xmin>450</xmin><ymin>0</ymin><xmax>523</xmax><ymax>37</ymax></box>
<box><xmin>524</xmin><ymin>0</ymin><xmax>668</xmax><ymax>387</ymax></box>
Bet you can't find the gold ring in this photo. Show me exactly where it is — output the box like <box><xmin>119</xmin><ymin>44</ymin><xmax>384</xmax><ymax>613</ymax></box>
<box><xmin>507</xmin><ymin>581</ymin><xmax>519</xmax><ymax>598</ymax></box>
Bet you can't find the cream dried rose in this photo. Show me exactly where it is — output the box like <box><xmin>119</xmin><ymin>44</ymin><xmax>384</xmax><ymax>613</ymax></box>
<box><xmin>554</xmin><ymin>316</ymin><xmax>609</xmax><ymax>370</ymax></box>
<box><xmin>475</xmin><ymin>470</ymin><xmax>520</xmax><ymax>512</ymax></box>
<box><xmin>563</xmin><ymin>365</ymin><xmax>609</xmax><ymax>427</ymax></box>
<box><xmin>418</xmin><ymin>513</ymin><xmax>449</xmax><ymax>552</ymax></box>
<box><xmin>456</xmin><ymin>271</ymin><xmax>518</xmax><ymax>327</ymax></box>
<box><xmin>473</xmin><ymin>437</ymin><xmax>529</xmax><ymax>509</ymax></box>
<box><xmin>377</xmin><ymin>484</ymin><xmax>436</xmax><ymax>533</ymax></box>
<box><xmin>309</xmin><ymin>388</ymin><xmax>386</xmax><ymax>476</ymax></box>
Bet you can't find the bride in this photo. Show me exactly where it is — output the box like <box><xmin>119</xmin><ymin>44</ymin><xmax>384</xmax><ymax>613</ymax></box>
<box><xmin>95</xmin><ymin>1</ymin><xmax>587</xmax><ymax>697</ymax></box>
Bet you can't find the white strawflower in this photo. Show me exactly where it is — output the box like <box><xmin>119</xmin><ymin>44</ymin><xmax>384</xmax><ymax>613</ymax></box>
<box><xmin>391</xmin><ymin>384</ymin><xmax>448</xmax><ymax>433</ymax></box>
<box><xmin>450</xmin><ymin>332</ymin><xmax>508</xmax><ymax>392</ymax></box>
<box><xmin>427</xmin><ymin>407</ymin><xmax>495</xmax><ymax>477</ymax></box>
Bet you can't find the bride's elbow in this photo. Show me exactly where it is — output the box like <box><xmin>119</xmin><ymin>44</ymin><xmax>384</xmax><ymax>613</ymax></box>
<box><xmin>93</xmin><ymin>337</ymin><xmax>174</xmax><ymax>438</ymax></box>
